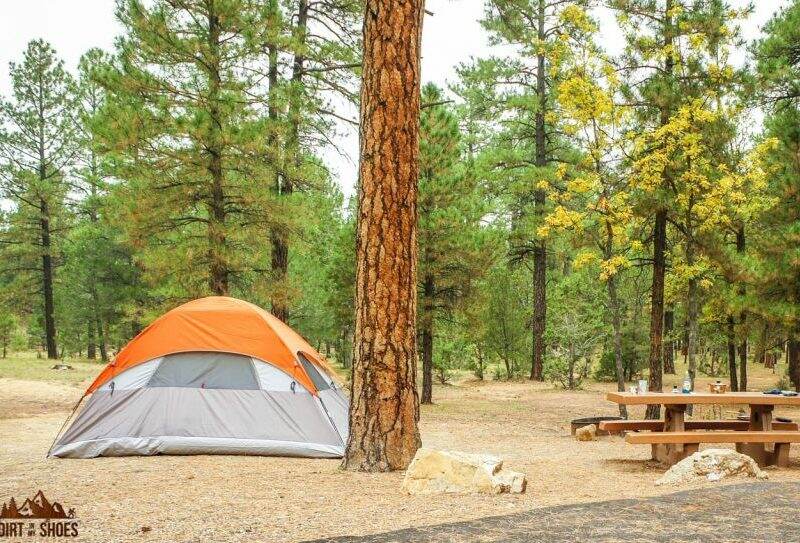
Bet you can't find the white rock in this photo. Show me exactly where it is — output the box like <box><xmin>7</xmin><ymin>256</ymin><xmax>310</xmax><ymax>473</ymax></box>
<box><xmin>401</xmin><ymin>448</ymin><xmax>526</xmax><ymax>494</ymax></box>
<box><xmin>575</xmin><ymin>424</ymin><xmax>597</xmax><ymax>441</ymax></box>
<box><xmin>655</xmin><ymin>449</ymin><xmax>769</xmax><ymax>486</ymax></box>
<box><xmin>491</xmin><ymin>469</ymin><xmax>527</xmax><ymax>494</ymax></box>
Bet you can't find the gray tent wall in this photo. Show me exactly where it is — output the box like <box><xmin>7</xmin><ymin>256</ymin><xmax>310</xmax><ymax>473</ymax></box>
<box><xmin>50</xmin><ymin>351</ymin><xmax>348</xmax><ymax>458</ymax></box>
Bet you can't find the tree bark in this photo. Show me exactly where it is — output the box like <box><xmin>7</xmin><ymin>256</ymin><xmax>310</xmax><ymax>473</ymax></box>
<box><xmin>607</xmin><ymin>272</ymin><xmax>628</xmax><ymax>419</ymax></box>
<box><xmin>664</xmin><ymin>307</ymin><xmax>675</xmax><ymax>374</ymax></box>
<box><xmin>342</xmin><ymin>0</ymin><xmax>423</xmax><ymax>472</ymax></box>
<box><xmin>644</xmin><ymin>0</ymin><xmax>674</xmax><ymax>419</ymax></box>
<box><xmin>736</xmin><ymin>226</ymin><xmax>747</xmax><ymax>390</ymax></box>
<box><xmin>40</xmin><ymin>199</ymin><xmax>58</xmax><ymax>359</ymax></box>
<box><xmin>87</xmin><ymin>320</ymin><xmax>96</xmax><ymax>360</ymax></box>
<box><xmin>206</xmin><ymin>7</ymin><xmax>228</xmax><ymax>296</ymax></box>
<box><xmin>645</xmin><ymin>208</ymin><xmax>667</xmax><ymax>419</ymax></box>
<box><xmin>727</xmin><ymin>315</ymin><xmax>739</xmax><ymax>391</ymax></box>
<box><xmin>529</xmin><ymin>0</ymin><xmax>547</xmax><ymax>381</ymax></box>
<box><xmin>421</xmin><ymin>273</ymin><xmax>434</xmax><ymax>405</ymax></box>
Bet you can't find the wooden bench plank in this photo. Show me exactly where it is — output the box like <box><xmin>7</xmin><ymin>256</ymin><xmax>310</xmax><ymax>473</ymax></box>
<box><xmin>607</xmin><ymin>391</ymin><xmax>800</xmax><ymax>406</ymax></box>
<box><xmin>625</xmin><ymin>431</ymin><xmax>800</xmax><ymax>445</ymax></box>
<box><xmin>599</xmin><ymin>420</ymin><xmax>798</xmax><ymax>432</ymax></box>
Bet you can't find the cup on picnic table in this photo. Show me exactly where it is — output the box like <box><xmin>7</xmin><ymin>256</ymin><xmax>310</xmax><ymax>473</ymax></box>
<box><xmin>637</xmin><ymin>379</ymin><xmax>648</xmax><ymax>394</ymax></box>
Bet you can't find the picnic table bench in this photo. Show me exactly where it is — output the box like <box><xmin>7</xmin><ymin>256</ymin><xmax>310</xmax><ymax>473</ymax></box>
<box><xmin>604</xmin><ymin>391</ymin><xmax>800</xmax><ymax>467</ymax></box>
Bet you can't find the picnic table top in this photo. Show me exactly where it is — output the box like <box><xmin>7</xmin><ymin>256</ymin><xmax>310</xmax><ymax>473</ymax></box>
<box><xmin>606</xmin><ymin>391</ymin><xmax>800</xmax><ymax>406</ymax></box>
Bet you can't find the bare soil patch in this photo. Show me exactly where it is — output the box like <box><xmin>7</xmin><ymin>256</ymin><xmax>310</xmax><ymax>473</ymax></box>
<box><xmin>1</xmin><ymin>363</ymin><xmax>798</xmax><ymax>542</ymax></box>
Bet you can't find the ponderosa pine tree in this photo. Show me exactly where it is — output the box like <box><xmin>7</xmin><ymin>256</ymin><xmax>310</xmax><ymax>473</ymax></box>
<box><xmin>460</xmin><ymin>0</ymin><xmax>593</xmax><ymax>381</ymax></box>
<box><xmin>342</xmin><ymin>0</ymin><xmax>423</xmax><ymax>472</ymax></box>
<box><xmin>266</xmin><ymin>0</ymin><xmax>360</xmax><ymax>322</ymax></box>
<box><xmin>755</xmin><ymin>2</ymin><xmax>800</xmax><ymax>388</ymax></box>
<box><xmin>0</xmin><ymin>40</ymin><xmax>77</xmax><ymax>359</ymax></box>
<box><xmin>95</xmin><ymin>0</ymin><xmax>280</xmax><ymax>300</ymax></box>
<box><xmin>72</xmin><ymin>48</ymin><xmax>116</xmax><ymax>360</ymax></box>
<box><xmin>417</xmin><ymin>83</ymin><xmax>487</xmax><ymax>404</ymax></box>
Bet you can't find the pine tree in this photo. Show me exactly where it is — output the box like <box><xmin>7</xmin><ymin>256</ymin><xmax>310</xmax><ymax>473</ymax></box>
<box><xmin>754</xmin><ymin>3</ymin><xmax>800</xmax><ymax>388</ymax></box>
<box><xmin>459</xmin><ymin>0</ymin><xmax>593</xmax><ymax>381</ymax></box>
<box><xmin>417</xmin><ymin>83</ymin><xmax>487</xmax><ymax>404</ymax></box>
<box><xmin>0</xmin><ymin>39</ymin><xmax>77</xmax><ymax>358</ymax></box>
<box><xmin>539</xmin><ymin>28</ymin><xmax>635</xmax><ymax>416</ymax></box>
<box><xmin>67</xmin><ymin>48</ymin><xmax>122</xmax><ymax>361</ymax></box>
<box><xmin>94</xmin><ymin>0</ymin><xmax>282</xmax><ymax>300</ymax></box>
<box><xmin>266</xmin><ymin>0</ymin><xmax>360</xmax><ymax>322</ymax></box>
<box><xmin>612</xmin><ymin>0</ymin><xmax>750</xmax><ymax>416</ymax></box>
<box><xmin>343</xmin><ymin>0</ymin><xmax>423</xmax><ymax>472</ymax></box>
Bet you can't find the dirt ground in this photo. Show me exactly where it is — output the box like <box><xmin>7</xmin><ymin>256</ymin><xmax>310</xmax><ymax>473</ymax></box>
<box><xmin>1</xmin><ymin>359</ymin><xmax>799</xmax><ymax>542</ymax></box>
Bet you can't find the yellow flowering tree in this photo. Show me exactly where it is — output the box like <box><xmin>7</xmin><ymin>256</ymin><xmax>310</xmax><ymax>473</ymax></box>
<box><xmin>539</xmin><ymin>34</ymin><xmax>638</xmax><ymax>415</ymax></box>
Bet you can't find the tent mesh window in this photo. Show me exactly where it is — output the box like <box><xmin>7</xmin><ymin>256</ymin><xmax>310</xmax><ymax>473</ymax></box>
<box><xmin>147</xmin><ymin>352</ymin><xmax>259</xmax><ymax>390</ymax></box>
<box><xmin>298</xmin><ymin>354</ymin><xmax>331</xmax><ymax>391</ymax></box>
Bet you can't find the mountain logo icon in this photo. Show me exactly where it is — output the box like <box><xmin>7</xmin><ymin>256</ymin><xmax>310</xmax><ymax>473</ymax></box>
<box><xmin>0</xmin><ymin>491</ymin><xmax>74</xmax><ymax>520</ymax></box>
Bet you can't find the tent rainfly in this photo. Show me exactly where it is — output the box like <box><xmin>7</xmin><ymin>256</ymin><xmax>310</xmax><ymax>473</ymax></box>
<box><xmin>49</xmin><ymin>296</ymin><xmax>348</xmax><ymax>459</ymax></box>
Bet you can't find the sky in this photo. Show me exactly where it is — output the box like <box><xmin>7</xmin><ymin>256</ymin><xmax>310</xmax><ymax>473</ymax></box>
<box><xmin>0</xmin><ymin>0</ymin><xmax>790</xmax><ymax>201</ymax></box>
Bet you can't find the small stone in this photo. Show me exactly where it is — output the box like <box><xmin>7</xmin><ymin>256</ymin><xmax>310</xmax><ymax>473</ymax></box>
<box><xmin>575</xmin><ymin>424</ymin><xmax>597</xmax><ymax>441</ymax></box>
<box><xmin>491</xmin><ymin>469</ymin><xmax>527</xmax><ymax>494</ymax></box>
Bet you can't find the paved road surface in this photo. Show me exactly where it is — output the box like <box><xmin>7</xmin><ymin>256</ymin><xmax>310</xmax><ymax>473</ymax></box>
<box><xmin>307</xmin><ymin>482</ymin><xmax>800</xmax><ymax>543</ymax></box>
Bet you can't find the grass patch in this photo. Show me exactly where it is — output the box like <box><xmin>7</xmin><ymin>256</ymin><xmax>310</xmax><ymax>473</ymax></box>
<box><xmin>0</xmin><ymin>355</ymin><xmax>101</xmax><ymax>386</ymax></box>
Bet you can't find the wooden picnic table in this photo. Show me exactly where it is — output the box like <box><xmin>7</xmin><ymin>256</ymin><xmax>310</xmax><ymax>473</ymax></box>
<box><xmin>605</xmin><ymin>391</ymin><xmax>800</xmax><ymax>467</ymax></box>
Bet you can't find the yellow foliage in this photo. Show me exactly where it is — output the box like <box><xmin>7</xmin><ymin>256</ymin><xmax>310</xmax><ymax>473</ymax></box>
<box><xmin>600</xmin><ymin>255</ymin><xmax>630</xmax><ymax>281</ymax></box>
<box><xmin>572</xmin><ymin>250</ymin><xmax>598</xmax><ymax>270</ymax></box>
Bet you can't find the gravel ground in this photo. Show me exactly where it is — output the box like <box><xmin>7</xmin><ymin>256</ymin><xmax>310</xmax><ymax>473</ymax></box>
<box><xmin>2</xmin><ymin>364</ymin><xmax>799</xmax><ymax>542</ymax></box>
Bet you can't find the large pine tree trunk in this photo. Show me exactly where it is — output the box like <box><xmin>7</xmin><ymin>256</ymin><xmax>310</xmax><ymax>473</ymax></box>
<box><xmin>342</xmin><ymin>0</ymin><xmax>422</xmax><ymax>472</ymax></box>
<box><xmin>529</xmin><ymin>0</ymin><xmax>547</xmax><ymax>381</ymax></box>
<box><xmin>664</xmin><ymin>307</ymin><xmax>675</xmax><ymax>374</ymax></box>
<box><xmin>421</xmin><ymin>274</ymin><xmax>434</xmax><ymax>405</ymax></box>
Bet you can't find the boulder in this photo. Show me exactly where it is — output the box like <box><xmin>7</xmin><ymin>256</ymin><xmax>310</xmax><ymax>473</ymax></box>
<box><xmin>655</xmin><ymin>449</ymin><xmax>769</xmax><ymax>486</ymax></box>
<box><xmin>401</xmin><ymin>448</ymin><xmax>527</xmax><ymax>494</ymax></box>
<box><xmin>575</xmin><ymin>424</ymin><xmax>597</xmax><ymax>441</ymax></box>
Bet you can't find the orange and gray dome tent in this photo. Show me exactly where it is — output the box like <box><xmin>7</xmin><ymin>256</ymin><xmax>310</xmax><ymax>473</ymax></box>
<box><xmin>49</xmin><ymin>297</ymin><xmax>349</xmax><ymax>459</ymax></box>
